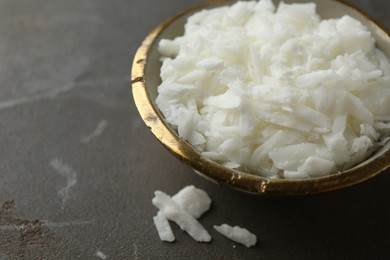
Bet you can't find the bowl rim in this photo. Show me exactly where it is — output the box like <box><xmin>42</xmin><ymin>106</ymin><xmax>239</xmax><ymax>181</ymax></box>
<box><xmin>131</xmin><ymin>0</ymin><xmax>390</xmax><ymax>196</ymax></box>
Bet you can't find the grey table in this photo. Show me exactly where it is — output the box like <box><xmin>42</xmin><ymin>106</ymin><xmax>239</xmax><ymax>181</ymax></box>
<box><xmin>0</xmin><ymin>0</ymin><xmax>389</xmax><ymax>259</ymax></box>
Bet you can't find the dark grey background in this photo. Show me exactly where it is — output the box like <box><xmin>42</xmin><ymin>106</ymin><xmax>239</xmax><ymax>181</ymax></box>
<box><xmin>0</xmin><ymin>0</ymin><xmax>389</xmax><ymax>259</ymax></box>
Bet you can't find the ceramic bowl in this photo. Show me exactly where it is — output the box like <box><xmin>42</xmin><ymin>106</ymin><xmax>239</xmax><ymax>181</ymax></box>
<box><xmin>131</xmin><ymin>0</ymin><xmax>390</xmax><ymax>196</ymax></box>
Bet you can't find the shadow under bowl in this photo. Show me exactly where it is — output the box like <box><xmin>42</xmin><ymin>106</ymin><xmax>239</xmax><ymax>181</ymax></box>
<box><xmin>131</xmin><ymin>0</ymin><xmax>390</xmax><ymax>196</ymax></box>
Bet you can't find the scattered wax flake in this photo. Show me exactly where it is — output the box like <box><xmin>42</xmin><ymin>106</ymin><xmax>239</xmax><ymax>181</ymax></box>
<box><xmin>172</xmin><ymin>185</ymin><xmax>211</xmax><ymax>219</ymax></box>
<box><xmin>153</xmin><ymin>211</ymin><xmax>175</xmax><ymax>242</ymax></box>
<box><xmin>214</xmin><ymin>224</ymin><xmax>257</xmax><ymax>248</ymax></box>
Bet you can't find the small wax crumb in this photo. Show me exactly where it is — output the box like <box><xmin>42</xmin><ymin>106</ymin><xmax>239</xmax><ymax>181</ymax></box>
<box><xmin>214</xmin><ymin>224</ymin><xmax>257</xmax><ymax>248</ymax></box>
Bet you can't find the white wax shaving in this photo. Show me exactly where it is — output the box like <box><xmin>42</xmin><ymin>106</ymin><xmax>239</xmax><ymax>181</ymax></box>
<box><xmin>153</xmin><ymin>211</ymin><xmax>175</xmax><ymax>242</ymax></box>
<box><xmin>156</xmin><ymin>0</ymin><xmax>390</xmax><ymax>179</ymax></box>
<box><xmin>214</xmin><ymin>224</ymin><xmax>257</xmax><ymax>248</ymax></box>
<box><xmin>172</xmin><ymin>185</ymin><xmax>212</xmax><ymax>219</ymax></box>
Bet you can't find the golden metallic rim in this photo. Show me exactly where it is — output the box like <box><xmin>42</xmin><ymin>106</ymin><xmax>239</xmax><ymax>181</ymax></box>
<box><xmin>131</xmin><ymin>0</ymin><xmax>390</xmax><ymax>196</ymax></box>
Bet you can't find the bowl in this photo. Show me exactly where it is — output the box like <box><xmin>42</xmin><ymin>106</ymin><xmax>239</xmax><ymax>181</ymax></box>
<box><xmin>131</xmin><ymin>0</ymin><xmax>390</xmax><ymax>196</ymax></box>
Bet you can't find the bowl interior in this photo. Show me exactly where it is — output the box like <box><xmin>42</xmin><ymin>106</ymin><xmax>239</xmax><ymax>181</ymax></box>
<box><xmin>133</xmin><ymin>0</ymin><xmax>390</xmax><ymax>196</ymax></box>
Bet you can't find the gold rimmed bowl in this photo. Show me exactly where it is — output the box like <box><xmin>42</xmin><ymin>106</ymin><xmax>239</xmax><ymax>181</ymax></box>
<box><xmin>131</xmin><ymin>0</ymin><xmax>390</xmax><ymax>196</ymax></box>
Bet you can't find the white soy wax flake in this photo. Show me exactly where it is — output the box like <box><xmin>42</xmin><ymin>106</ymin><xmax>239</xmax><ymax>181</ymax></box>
<box><xmin>156</xmin><ymin>0</ymin><xmax>390</xmax><ymax>179</ymax></box>
<box><xmin>152</xmin><ymin>191</ymin><xmax>211</xmax><ymax>243</ymax></box>
<box><xmin>153</xmin><ymin>211</ymin><xmax>175</xmax><ymax>242</ymax></box>
<box><xmin>214</xmin><ymin>224</ymin><xmax>257</xmax><ymax>248</ymax></box>
<box><xmin>172</xmin><ymin>185</ymin><xmax>212</xmax><ymax>219</ymax></box>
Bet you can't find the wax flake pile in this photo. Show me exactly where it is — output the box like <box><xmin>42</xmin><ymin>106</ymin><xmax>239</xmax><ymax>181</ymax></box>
<box><xmin>156</xmin><ymin>0</ymin><xmax>390</xmax><ymax>179</ymax></box>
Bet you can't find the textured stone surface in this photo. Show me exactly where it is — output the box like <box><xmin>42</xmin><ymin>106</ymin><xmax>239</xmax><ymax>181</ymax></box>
<box><xmin>0</xmin><ymin>0</ymin><xmax>389</xmax><ymax>259</ymax></box>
